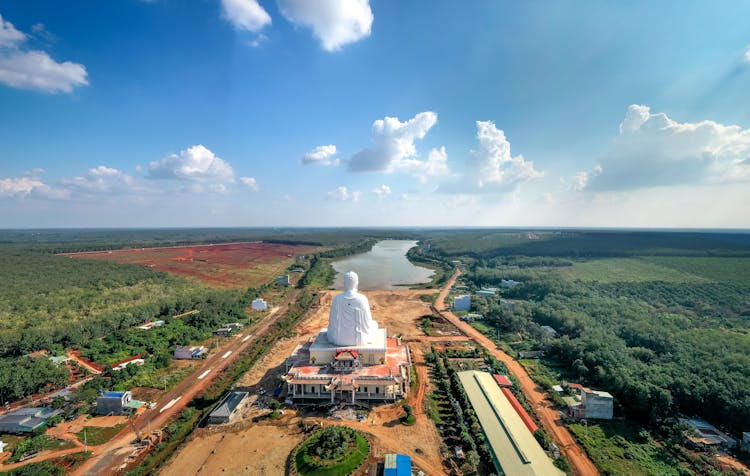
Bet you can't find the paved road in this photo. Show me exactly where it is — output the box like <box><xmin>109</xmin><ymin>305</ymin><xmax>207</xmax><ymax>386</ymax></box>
<box><xmin>435</xmin><ymin>270</ymin><xmax>599</xmax><ymax>476</ymax></box>
<box><xmin>73</xmin><ymin>290</ymin><xmax>301</xmax><ymax>476</ymax></box>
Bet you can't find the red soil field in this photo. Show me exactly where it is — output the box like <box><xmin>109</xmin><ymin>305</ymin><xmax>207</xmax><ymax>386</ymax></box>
<box><xmin>63</xmin><ymin>242</ymin><xmax>320</xmax><ymax>288</ymax></box>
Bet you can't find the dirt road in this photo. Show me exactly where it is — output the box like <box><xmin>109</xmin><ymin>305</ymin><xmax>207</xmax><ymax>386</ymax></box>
<box><xmin>436</xmin><ymin>270</ymin><xmax>599</xmax><ymax>476</ymax></box>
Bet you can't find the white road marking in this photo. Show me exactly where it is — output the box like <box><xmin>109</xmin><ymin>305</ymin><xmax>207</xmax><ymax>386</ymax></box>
<box><xmin>159</xmin><ymin>397</ymin><xmax>182</xmax><ymax>413</ymax></box>
<box><xmin>197</xmin><ymin>369</ymin><xmax>212</xmax><ymax>380</ymax></box>
<box><xmin>222</xmin><ymin>350</ymin><xmax>232</xmax><ymax>359</ymax></box>
<box><xmin>241</xmin><ymin>335</ymin><xmax>251</xmax><ymax>342</ymax></box>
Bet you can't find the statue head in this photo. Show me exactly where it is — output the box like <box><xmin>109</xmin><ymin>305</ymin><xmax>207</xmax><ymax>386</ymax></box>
<box><xmin>343</xmin><ymin>271</ymin><xmax>359</xmax><ymax>294</ymax></box>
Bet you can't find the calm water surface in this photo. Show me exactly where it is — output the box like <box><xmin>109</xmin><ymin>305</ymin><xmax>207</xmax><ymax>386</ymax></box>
<box><xmin>332</xmin><ymin>240</ymin><xmax>434</xmax><ymax>290</ymax></box>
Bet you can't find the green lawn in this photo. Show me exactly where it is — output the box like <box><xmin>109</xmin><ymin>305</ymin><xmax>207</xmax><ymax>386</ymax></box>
<box><xmin>560</xmin><ymin>258</ymin><xmax>705</xmax><ymax>283</ymax></box>
<box><xmin>75</xmin><ymin>423</ymin><xmax>126</xmax><ymax>446</ymax></box>
<box><xmin>295</xmin><ymin>427</ymin><xmax>369</xmax><ymax>476</ymax></box>
<box><xmin>569</xmin><ymin>420</ymin><xmax>683</xmax><ymax>476</ymax></box>
<box><xmin>644</xmin><ymin>256</ymin><xmax>750</xmax><ymax>284</ymax></box>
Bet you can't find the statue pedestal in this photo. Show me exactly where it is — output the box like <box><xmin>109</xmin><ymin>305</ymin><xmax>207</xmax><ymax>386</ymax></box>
<box><xmin>309</xmin><ymin>328</ymin><xmax>387</xmax><ymax>365</ymax></box>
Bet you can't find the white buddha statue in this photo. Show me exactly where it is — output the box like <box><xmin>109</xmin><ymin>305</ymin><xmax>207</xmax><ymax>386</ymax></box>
<box><xmin>327</xmin><ymin>271</ymin><xmax>379</xmax><ymax>346</ymax></box>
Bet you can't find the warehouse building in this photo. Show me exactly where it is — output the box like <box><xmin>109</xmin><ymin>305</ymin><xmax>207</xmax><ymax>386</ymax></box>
<box><xmin>0</xmin><ymin>407</ymin><xmax>61</xmax><ymax>434</ymax></box>
<box><xmin>207</xmin><ymin>391</ymin><xmax>249</xmax><ymax>424</ymax></box>
<box><xmin>458</xmin><ymin>370</ymin><xmax>563</xmax><ymax>476</ymax></box>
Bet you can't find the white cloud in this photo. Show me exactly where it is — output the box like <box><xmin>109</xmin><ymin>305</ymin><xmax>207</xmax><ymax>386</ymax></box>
<box><xmin>398</xmin><ymin>146</ymin><xmax>451</xmax><ymax>182</ymax></box>
<box><xmin>439</xmin><ymin>121</ymin><xmax>542</xmax><ymax>194</ymax></box>
<box><xmin>326</xmin><ymin>186</ymin><xmax>360</xmax><ymax>202</ymax></box>
<box><xmin>239</xmin><ymin>176</ymin><xmax>260</xmax><ymax>191</ymax></box>
<box><xmin>60</xmin><ymin>166</ymin><xmax>138</xmax><ymax>194</ymax></box>
<box><xmin>0</xmin><ymin>174</ymin><xmax>69</xmax><ymax>199</ymax></box>
<box><xmin>302</xmin><ymin>144</ymin><xmax>340</xmax><ymax>166</ymax></box>
<box><xmin>221</xmin><ymin>0</ymin><xmax>272</xmax><ymax>32</ymax></box>
<box><xmin>247</xmin><ymin>33</ymin><xmax>269</xmax><ymax>48</ymax></box>
<box><xmin>0</xmin><ymin>176</ymin><xmax>46</xmax><ymax>196</ymax></box>
<box><xmin>579</xmin><ymin>104</ymin><xmax>750</xmax><ymax>191</ymax></box>
<box><xmin>0</xmin><ymin>14</ymin><xmax>25</xmax><ymax>47</ymax></box>
<box><xmin>0</xmin><ymin>14</ymin><xmax>88</xmax><ymax>93</ymax></box>
<box><xmin>277</xmin><ymin>0</ymin><xmax>373</xmax><ymax>51</ymax></box>
<box><xmin>349</xmin><ymin>111</ymin><xmax>439</xmax><ymax>174</ymax></box>
<box><xmin>148</xmin><ymin>145</ymin><xmax>235</xmax><ymax>182</ymax></box>
<box><xmin>745</xmin><ymin>45</ymin><xmax>750</xmax><ymax>64</ymax></box>
<box><xmin>372</xmin><ymin>184</ymin><xmax>391</xmax><ymax>198</ymax></box>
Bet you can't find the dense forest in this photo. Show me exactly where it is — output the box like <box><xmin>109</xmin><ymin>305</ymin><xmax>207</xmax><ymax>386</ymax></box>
<box><xmin>0</xmin><ymin>229</ymin><xmax>384</xmax><ymax>404</ymax></box>
<box><xmin>423</xmin><ymin>231</ymin><xmax>750</xmax><ymax>436</ymax></box>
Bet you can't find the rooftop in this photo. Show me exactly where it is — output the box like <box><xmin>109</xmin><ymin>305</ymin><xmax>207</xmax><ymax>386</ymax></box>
<box><xmin>458</xmin><ymin>371</ymin><xmax>563</xmax><ymax>476</ymax></box>
<box><xmin>210</xmin><ymin>391</ymin><xmax>249</xmax><ymax>419</ymax></box>
<box><xmin>286</xmin><ymin>337</ymin><xmax>409</xmax><ymax>384</ymax></box>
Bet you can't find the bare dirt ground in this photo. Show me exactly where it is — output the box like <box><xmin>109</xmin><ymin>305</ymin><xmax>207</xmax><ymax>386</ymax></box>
<box><xmin>63</xmin><ymin>242</ymin><xmax>320</xmax><ymax>289</ymax></box>
<box><xmin>161</xmin><ymin>289</ymin><xmax>447</xmax><ymax>476</ymax></box>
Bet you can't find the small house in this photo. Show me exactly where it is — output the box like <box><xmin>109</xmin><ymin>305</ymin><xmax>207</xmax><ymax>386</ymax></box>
<box><xmin>453</xmin><ymin>295</ymin><xmax>471</xmax><ymax>311</ymax></box>
<box><xmin>174</xmin><ymin>346</ymin><xmax>208</xmax><ymax>360</ymax></box>
<box><xmin>277</xmin><ymin>275</ymin><xmax>291</xmax><ymax>286</ymax></box>
<box><xmin>500</xmin><ymin>279</ymin><xmax>521</xmax><ymax>289</ymax></box>
<box><xmin>207</xmin><ymin>391</ymin><xmax>249</xmax><ymax>424</ymax></box>
<box><xmin>251</xmin><ymin>298</ymin><xmax>268</xmax><ymax>311</ymax></box>
<box><xmin>97</xmin><ymin>391</ymin><xmax>133</xmax><ymax>416</ymax></box>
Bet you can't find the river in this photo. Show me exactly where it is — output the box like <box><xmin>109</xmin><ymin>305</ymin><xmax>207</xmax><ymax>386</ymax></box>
<box><xmin>332</xmin><ymin>239</ymin><xmax>435</xmax><ymax>290</ymax></box>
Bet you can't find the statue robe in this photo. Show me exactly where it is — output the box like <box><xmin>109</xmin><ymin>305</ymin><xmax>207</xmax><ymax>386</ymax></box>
<box><xmin>327</xmin><ymin>291</ymin><xmax>378</xmax><ymax>346</ymax></box>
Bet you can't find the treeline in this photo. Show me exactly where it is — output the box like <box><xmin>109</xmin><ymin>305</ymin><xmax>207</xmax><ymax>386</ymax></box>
<box><xmin>431</xmin><ymin>230</ymin><xmax>750</xmax><ymax>258</ymax></box>
<box><xmin>0</xmin><ymin>357</ymin><xmax>70</xmax><ymax>403</ymax></box>
<box><xmin>459</xmin><ymin>256</ymin><xmax>750</xmax><ymax>434</ymax></box>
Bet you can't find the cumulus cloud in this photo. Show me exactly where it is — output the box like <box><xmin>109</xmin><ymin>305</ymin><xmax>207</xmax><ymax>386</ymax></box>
<box><xmin>326</xmin><ymin>186</ymin><xmax>360</xmax><ymax>202</ymax></box>
<box><xmin>349</xmin><ymin>111</ymin><xmax>439</xmax><ymax>176</ymax></box>
<box><xmin>0</xmin><ymin>14</ymin><xmax>88</xmax><ymax>93</ymax></box>
<box><xmin>302</xmin><ymin>144</ymin><xmax>340</xmax><ymax>166</ymax></box>
<box><xmin>578</xmin><ymin>104</ymin><xmax>750</xmax><ymax>191</ymax></box>
<box><xmin>148</xmin><ymin>145</ymin><xmax>235</xmax><ymax>182</ymax></box>
<box><xmin>221</xmin><ymin>0</ymin><xmax>271</xmax><ymax>32</ymax></box>
<box><xmin>439</xmin><ymin>121</ymin><xmax>542</xmax><ymax>194</ymax></box>
<box><xmin>745</xmin><ymin>45</ymin><xmax>750</xmax><ymax>64</ymax></box>
<box><xmin>0</xmin><ymin>172</ymin><xmax>69</xmax><ymax>200</ymax></box>
<box><xmin>239</xmin><ymin>176</ymin><xmax>260</xmax><ymax>191</ymax></box>
<box><xmin>60</xmin><ymin>166</ymin><xmax>139</xmax><ymax>194</ymax></box>
<box><xmin>372</xmin><ymin>184</ymin><xmax>391</xmax><ymax>198</ymax></box>
<box><xmin>398</xmin><ymin>146</ymin><xmax>451</xmax><ymax>183</ymax></box>
<box><xmin>277</xmin><ymin>0</ymin><xmax>373</xmax><ymax>51</ymax></box>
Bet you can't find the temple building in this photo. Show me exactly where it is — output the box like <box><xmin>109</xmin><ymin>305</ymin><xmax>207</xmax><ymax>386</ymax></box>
<box><xmin>283</xmin><ymin>271</ymin><xmax>411</xmax><ymax>404</ymax></box>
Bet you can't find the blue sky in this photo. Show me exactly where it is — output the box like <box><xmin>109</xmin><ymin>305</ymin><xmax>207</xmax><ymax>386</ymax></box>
<box><xmin>1</xmin><ymin>0</ymin><xmax>750</xmax><ymax>228</ymax></box>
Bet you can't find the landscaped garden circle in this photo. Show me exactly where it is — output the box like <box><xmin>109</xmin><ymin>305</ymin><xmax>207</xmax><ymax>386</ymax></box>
<box><xmin>294</xmin><ymin>426</ymin><xmax>370</xmax><ymax>476</ymax></box>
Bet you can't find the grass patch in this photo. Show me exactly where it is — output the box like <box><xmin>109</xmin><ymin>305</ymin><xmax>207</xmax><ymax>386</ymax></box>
<box><xmin>294</xmin><ymin>426</ymin><xmax>369</xmax><ymax>476</ymax></box>
<box><xmin>75</xmin><ymin>423</ymin><xmax>126</xmax><ymax>446</ymax></box>
<box><xmin>644</xmin><ymin>256</ymin><xmax>750</xmax><ymax>284</ymax></box>
<box><xmin>569</xmin><ymin>420</ymin><xmax>684</xmax><ymax>476</ymax></box>
<box><xmin>560</xmin><ymin>258</ymin><xmax>705</xmax><ymax>283</ymax></box>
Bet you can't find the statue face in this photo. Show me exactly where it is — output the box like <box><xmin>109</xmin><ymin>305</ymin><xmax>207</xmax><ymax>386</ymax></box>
<box><xmin>343</xmin><ymin>271</ymin><xmax>359</xmax><ymax>292</ymax></box>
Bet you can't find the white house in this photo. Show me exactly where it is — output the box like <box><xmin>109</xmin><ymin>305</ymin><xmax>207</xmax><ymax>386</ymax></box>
<box><xmin>251</xmin><ymin>298</ymin><xmax>268</xmax><ymax>311</ymax></box>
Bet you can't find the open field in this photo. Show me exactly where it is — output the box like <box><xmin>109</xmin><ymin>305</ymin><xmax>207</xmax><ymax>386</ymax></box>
<box><xmin>568</xmin><ymin>420</ymin><xmax>681</xmax><ymax>476</ymax></box>
<box><xmin>559</xmin><ymin>258</ymin><xmax>707</xmax><ymax>283</ymax></box>
<box><xmin>63</xmin><ymin>242</ymin><xmax>321</xmax><ymax>288</ymax></box>
<box><xmin>643</xmin><ymin>256</ymin><xmax>750</xmax><ymax>284</ymax></box>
